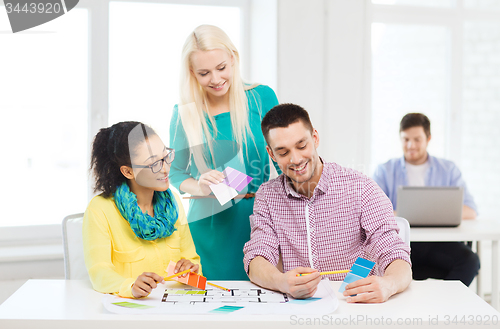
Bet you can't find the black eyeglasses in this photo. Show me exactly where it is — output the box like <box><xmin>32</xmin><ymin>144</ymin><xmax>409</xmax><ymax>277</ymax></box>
<box><xmin>131</xmin><ymin>148</ymin><xmax>175</xmax><ymax>174</ymax></box>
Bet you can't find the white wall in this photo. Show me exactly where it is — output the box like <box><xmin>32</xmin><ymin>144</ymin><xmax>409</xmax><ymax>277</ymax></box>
<box><xmin>277</xmin><ymin>0</ymin><xmax>369</xmax><ymax>171</ymax></box>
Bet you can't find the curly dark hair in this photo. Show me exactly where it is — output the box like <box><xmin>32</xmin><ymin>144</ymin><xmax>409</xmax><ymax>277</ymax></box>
<box><xmin>90</xmin><ymin>121</ymin><xmax>157</xmax><ymax>197</ymax></box>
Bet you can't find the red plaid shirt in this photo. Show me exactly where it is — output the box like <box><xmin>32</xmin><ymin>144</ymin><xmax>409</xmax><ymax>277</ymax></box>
<box><xmin>243</xmin><ymin>161</ymin><xmax>411</xmax><ymax>279</ymax></box>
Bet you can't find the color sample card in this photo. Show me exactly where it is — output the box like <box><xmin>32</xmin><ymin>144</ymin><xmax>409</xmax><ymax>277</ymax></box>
<box><xmin>209</xmin><ymin>167</ymin><xmax>253</xmax><ymax>206</ymax></box>
<box><xmin>166</xmin><ymin>261</ymin><xmax>207</xmax><ymax>290</ymax></box>
<box><xmin>209</xmin><ymin>305</ymin><xmax>244</xmax><ymax>314</ymax></box>
<box><xmin>222</xmin><ymin>167</ymin><xmax>253</xmax><ymax>191</ymax></box>
<box><xmin>209</xmin><ymin>183</ymin><xmax>238</xmax><ymax>206</ymax></box>
<box><xmin>339</xmin><ymin>257</ymin><xmax>376</xmax><ymax>293</ymax></box>
<box><xmin>112</xmin><ymin>302</ymin><xmax>155</xmax><ymax>309</ymax></box>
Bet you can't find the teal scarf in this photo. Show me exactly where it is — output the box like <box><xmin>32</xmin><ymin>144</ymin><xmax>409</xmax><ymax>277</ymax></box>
<box><xmin>113</xmin><ymin>182</ymin><xmax>178</xmax><ymax>240</ymax></box>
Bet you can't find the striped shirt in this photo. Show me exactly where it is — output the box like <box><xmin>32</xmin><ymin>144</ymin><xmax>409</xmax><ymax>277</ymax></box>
<box><xmin>243</xmin><ymin>161</ymin><xmax>411</xmax><ymax>280</ymax></box>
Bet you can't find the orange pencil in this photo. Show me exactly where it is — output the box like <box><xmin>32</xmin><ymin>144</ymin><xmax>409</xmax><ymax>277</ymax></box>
<box><xmin>207</xmin><ymin>282</ymin><xmax>231</xmax><ymax>292</ymax></box>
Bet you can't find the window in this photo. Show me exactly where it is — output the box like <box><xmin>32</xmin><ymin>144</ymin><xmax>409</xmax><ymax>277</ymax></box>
<box><xmin>0</xmin><ymin>8</ymin><xmax>89</xmax><ymax>227</ymax></box>
<box><xmin>461</xmin><ymin>20</ymin><xmax>500</xmax><ymax>216</ymax></box>
<box><xmin>371</xmin><ymin>23</ymin><xmax>449</xmax><ymax>166</ymax></box>
<box><xmin>372</xmin><ymin>0</ymin><xmax>453</xmax><ymax>7</ymax></box>
<box><xmin>108</xmin><ymin>2</ymin><xmax>241</xmax><ymax>142</ymax></box>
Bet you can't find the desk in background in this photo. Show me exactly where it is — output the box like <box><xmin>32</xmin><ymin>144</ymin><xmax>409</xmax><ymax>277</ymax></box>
<box><xmin>0</xmin><ymin>279</ymin><xmax>498</xmax><ymax>329</ymax></box>
<box><xmin>411</xmin><ymin>218</ymin><xmax>500</xmax><ymax>310</ymax></box>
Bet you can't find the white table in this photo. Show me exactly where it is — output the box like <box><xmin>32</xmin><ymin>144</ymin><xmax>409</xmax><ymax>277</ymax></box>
<box><xmin>0</xmin><ymin>279</ymin><xmax>498</xmax><ymax>328</ymax></box>
<box><xmin>410</xmin><ymin>219</ymin><xmax>500</xmax><ymax>310</ymax></box>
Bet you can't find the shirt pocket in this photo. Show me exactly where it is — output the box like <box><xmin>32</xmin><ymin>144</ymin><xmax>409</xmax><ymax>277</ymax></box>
<box><xmin>112</xmin><ymin>246</ymin><xmax>146</xmax><ymax>264</ymax></box>
<box><xmin>164</xmin><ymin>235</ymin><xmax>182</xmax><ymax>262</ymax></box>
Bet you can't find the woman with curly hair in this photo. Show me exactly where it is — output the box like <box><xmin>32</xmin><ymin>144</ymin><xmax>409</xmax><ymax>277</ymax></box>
<box><xmin>83</xmin><ymin>121</ymin><xmax>200</xmax><ymax>298</ymax></box>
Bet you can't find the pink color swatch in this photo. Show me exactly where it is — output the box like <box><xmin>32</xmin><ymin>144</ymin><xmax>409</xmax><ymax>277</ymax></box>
<box><xmin>222</xmin><ymin>167</ymin><xmax>253</xmax><ymax>191</ymax></box>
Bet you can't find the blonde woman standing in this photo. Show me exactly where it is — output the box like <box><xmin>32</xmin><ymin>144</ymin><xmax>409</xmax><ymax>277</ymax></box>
<box><xmin>169</xmin><ymin>25</ymin><xmax>280</xmax><ymax>280</ymax></box>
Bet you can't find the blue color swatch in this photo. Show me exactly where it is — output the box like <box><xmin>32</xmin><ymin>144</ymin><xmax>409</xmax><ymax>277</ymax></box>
<box><xmin>210</xmin><ymin>305</ymin><xmax>244</xmax><ymax>314</ymax></box>
<box><xmin>339</xmin><ymin>257</ymin><xmax>375</xmax><ymax>293</ymax></box>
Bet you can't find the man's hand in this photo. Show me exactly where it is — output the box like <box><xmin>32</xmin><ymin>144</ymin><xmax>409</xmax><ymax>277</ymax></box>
<box><xmin>278</xmin><ymin>267</ymin><xmax>322</xmax><ymax>299</ymax></box>
<box><xmin>343</xmin><ymin>275</ymin><xmax>395</xmax><ymax>303</ymax></box>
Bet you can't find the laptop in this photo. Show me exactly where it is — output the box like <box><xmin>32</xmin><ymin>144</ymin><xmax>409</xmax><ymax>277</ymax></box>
<box><xmin>396</xmin><ymin>186</ymin><xmax>464</xmax><ymax>227</ymax></box>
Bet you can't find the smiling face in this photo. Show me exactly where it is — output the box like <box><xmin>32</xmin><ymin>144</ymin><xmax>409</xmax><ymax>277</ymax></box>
<box><xmin>400</xmin><ymin>126</ymin><xmax>431</xmax><ymax>165</ymax></box>
<box><xmin>190</xmin><ymin>49</ymin><xmax>233</xmax><ymax>100</ymax></box>
<box><xmin>266</xmin><ymin>121</ymin><xmax>322</xmax><ymax>197</ymax></box>
<box><xmin>130</xmin><ymin>134</ymin><xmax>171</xmax><ymax>191</ymax></box>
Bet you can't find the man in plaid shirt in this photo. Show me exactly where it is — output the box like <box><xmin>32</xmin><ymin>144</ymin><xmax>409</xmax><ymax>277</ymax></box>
<box><xmin>243</xmin><ymin>103</ymin><xmax>412</xmax><ymax>303</ymax></box>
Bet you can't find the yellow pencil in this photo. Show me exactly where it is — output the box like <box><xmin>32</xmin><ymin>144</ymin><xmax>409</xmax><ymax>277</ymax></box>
<box><xmin>207</xmin><ymin>282</ymin><xmax>231</xmax><ymax>292</ymax></box>
<box><xmin>164</xmin><ymin>269</ymin><xmax>192</xmax><ymax>281</ymax></box>
<box><xmin>296</xmin><ymin>269</ymin><xmax>350</xmax><ymax>277</ymax></box>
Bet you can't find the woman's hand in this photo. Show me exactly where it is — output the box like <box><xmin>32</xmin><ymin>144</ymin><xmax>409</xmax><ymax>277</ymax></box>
<box><xmin>197</xmin><ymin>170</ymin><xmax>225</xmax><ymax>196</ymax></box>
<box><xmin>131</xmin><ymin>272</ymin><xmax>164</xmax><ymax>298</ymax></box>
<box><xmin>175</xmin><ymin>258</ymin><xmax>200</xmax><ymax>277</ymax></box>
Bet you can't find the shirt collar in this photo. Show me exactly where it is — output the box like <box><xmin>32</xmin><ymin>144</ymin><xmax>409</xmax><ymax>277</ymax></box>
<box><xmin>400</xmin><ymin>152</ymin><xmax>434</xmax><ymax>169</ymax></box>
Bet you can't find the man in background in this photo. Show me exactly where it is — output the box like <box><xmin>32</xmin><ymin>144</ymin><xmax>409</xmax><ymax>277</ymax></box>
<box><xmin>373</xmin><ymin>113</ymin><xmax>479</xmax><ymax>286</ymax></box>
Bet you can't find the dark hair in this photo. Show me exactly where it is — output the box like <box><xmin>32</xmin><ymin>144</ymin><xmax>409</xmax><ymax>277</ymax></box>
<box><xmin>400</xmin><ymin>113</ymin><xmax>431</xmax><ymax>138</ymax></box>
<box><xmin>261</xmin><ymin>103</ymin><xmax>313</xmax><ymax>144</ymax></box>
<box><xmin>90</xmin><ymin>121</ymin><xmax>157</xmax><ymax>197</ymax></box>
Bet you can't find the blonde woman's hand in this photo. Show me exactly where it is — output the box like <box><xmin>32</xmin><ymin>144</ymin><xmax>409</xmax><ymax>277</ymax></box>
<box><xmin>197</xmin><ymin>170</ymin><xmax>225</xmax><ymax>196</ymax></box>
<box><xmin>131</xmin><ymin>272</ymin><xmax>164</xmax><ymax>298</ymax></box>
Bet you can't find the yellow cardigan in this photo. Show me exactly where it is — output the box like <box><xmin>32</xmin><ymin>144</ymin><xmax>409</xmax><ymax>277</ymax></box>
<box><xmin>82</xmin><ymin>191</ymin><xmax>201</xmax><ymax>298</ymax></box>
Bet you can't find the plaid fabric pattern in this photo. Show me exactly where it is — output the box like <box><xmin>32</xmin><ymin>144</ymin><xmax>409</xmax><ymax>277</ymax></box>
<box><xmin>243</xmin><ymin>161</ymin><xmax>411</xmax><ymax>280</ymax></box>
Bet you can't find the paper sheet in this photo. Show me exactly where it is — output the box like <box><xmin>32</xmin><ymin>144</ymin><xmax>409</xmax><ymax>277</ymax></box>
<box><xmin>209</xmin><ymin>183</ymin><xmax>238</xmax><ymax>206</ymax></box>
<box><xmin>102</xmin><ymin>280</ymin><xmax>338</xmax><ymax>315</ymax></box>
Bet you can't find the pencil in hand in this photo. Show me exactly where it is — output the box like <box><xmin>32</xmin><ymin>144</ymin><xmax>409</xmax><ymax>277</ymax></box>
<box><xmin>296</xmin><ymin>269</ymin><xmax>351</xmax><ymax>277</ymax></box>
<box><xmin>164</xmin><ymin>269</ymin><xmax>192</xmax><ymax>281</ymax></box>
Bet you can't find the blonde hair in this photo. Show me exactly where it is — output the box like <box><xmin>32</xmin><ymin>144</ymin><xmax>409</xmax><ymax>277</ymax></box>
<box><xmin>178</xmin><ymin>24</ymin><xmax>257</xmax><ymax>173</ymax></box>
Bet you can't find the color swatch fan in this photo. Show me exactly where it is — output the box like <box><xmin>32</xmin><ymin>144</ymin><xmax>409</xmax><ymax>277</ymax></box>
<box><xmin>209</xmin><ymin>167</ymin><xmax>253</xmax><ymax>205</ymax></box>
<box><xmin>166</xmin><ymin>261</ymin><xmax>207</xmax><ymax>290</ymax></box>
<box><xmin>339</xmin><ymin>257</ymin><xmax>375</xmax><ymax>293</ymax></box>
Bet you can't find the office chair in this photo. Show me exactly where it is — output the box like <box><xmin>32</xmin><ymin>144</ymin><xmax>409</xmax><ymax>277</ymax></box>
<box><xmin>62</xmin><ymin>213</ymin><xmax>89</xmax><ymax>280</ymax></box>
<box><xmin>395</xmin><ymin>217</ymin><xmax>410</xmax><ymax>246</ymax></box>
